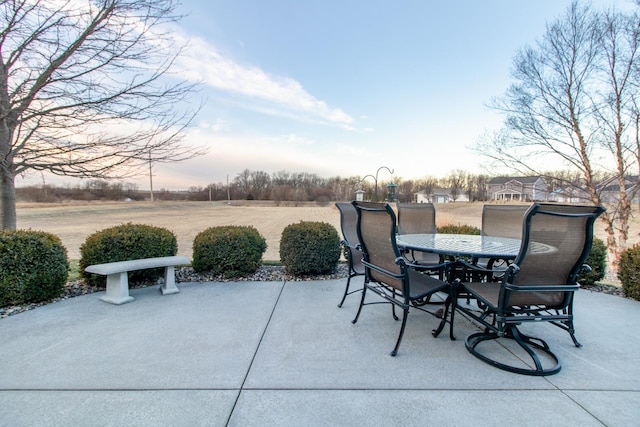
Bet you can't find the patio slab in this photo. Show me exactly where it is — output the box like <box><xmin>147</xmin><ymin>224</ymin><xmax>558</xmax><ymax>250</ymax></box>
<box><xmin>1</xmin><ymin>278</ymin><xmax>639</xmax><ymax>426</ymax></box>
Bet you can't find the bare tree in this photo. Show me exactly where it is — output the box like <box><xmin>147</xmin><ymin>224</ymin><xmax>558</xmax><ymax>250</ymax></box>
<box><xmin>250</xmin><ymin>170</ymin><xmax>272</xmax><ymax>200</ymax></box>
<box><xmin>447</xmin><ymin>170</ymin><xmax>466</xmax><ymax>202</ymax></box>
<box><xmin>234</xmin><ymin>169</ymin><xmax>252</xmax><ymax>199</ymax></box>
<box><xmin>475</xmin><ymin>1</ymin><xmax>640</xmax><ymax>270</ymax></box>
<box><xmin>396</xmin><ymin>178</ymin><xmax>414</xmax><ymax>203</ymax></box>
<box><xmin>0</xmin><ymin>0</ymin><xmax>206</xmax><ymax>228</ymax></box>
<box><xmin>465</xmin><ymin>173</ymin><xmax>489</xmax><ymax>202</ymax></box>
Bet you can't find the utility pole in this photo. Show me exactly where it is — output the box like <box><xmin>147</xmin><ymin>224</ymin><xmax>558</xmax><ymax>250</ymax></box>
<box><xmin>226</xmin><ymin>174</ymin><xmax>231</xmax><ymax>204</ymax></box>
<box><xmin>148</xmin><ymin>152</ymin><xmax>154</xmax><ymax>202</ymax></box>
<box><xmin>40</xmin><ymin>172</ymin><xmax>47</xmax><ymax>199</ymax></box>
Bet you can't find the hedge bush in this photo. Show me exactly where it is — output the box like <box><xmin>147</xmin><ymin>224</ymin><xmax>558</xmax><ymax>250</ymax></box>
<box><xmin>192</xmin><ymin>226</ymin><xmax>266</xmax><ymax>277</ymax></box>
<box><xmin>280</xmin><ymin>221</ymin><xmax>341</xmax><ymax>275</ymax></box>
<box><xmin>436</xmin><ymin>224</ymin><xmax>481</xmax><ymax>235</ymax></box>
<box><xmin>79</xmin><ymin>223</ymin><xmax>178</xmax><ymax>286</ymax></box>
<box><xmin>618</xmin><ymin>243</ymin><xmax>640</xmax><ymax>301</ymax></box>
<box><xmin>0</xmin><ymin>230</ymin><xmax>68</xmax><ymax>307</ymax></box>
<box><xmin>578</xmin><ymin>237</ymin><xmax>607</xmax><ymax>286</ymax></box>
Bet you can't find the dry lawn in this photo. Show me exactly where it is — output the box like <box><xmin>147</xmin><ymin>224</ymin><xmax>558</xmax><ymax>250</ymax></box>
<box><xmin>16</xmin><ymin>200</ymin><xmax>636</xmax><ymax>262</ymax></box>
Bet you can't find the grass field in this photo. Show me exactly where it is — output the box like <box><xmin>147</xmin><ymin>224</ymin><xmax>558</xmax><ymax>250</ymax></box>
<box><xmin>16</xmin><ymin>200</ymin><xmax>634</xmax><ymax>263</ymax></box>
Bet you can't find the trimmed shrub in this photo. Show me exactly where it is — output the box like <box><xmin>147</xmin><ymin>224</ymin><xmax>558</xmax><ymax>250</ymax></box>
<box><xmin>578</xmin><ymin>237</ymin><xmax>607</xmax><ymax>286</ymax></box>
<box><xmin>280</xmin><ymin>221</ymin><xmax>341</xmax><ymax>275</ymax></box>
<box><xmin>618</xmin><ymin>243</ymin><xmax>640</xmax><ymax>301</ymax></box>
<box><xmin>436</xmin><ymin>224</ymin><xmax>481</xmax><ymax>235</ymax></box>
<box><xmin>192</xmin><ymin>226</ymin><xmax>266</xmax><ymax>277</ymax></box>
<box><xmin>0</xmin><ymin>230</ymin><xmax>68</xmax><ymax>307</ymax></box>
<box><xmin>79</xmin><ymin>223</ymin><xmax>177</xmax><ymax>286</ymax></box>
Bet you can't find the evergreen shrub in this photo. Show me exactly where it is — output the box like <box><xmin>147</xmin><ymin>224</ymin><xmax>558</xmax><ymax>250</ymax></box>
<box><xmin>0</xmin><ymin>230</ymin><xmax>68</xmax><ymax>307</ymax></box>
<box><xmin>280</xmin><ymin>221</ymin><xmax>341</xmax><ymax>275</ymax></box>
<box><xmin>192</xmin><ymin>226</ymin><xmax>266</xmax><ymax>277</ymax></box>
<box><xmin>436</xmin><ymin>224</ymin><xmax>481</xmax><ymax>235</ymax></box>
<box><xmin>578</xmin><ymin>237</ymin><xmax>607</xmax><ymax>286</ymax></box>
<box><xmin>618</xmin><ymin>243</ymin><xmax>640</xmax><ymax>301</ymax></box>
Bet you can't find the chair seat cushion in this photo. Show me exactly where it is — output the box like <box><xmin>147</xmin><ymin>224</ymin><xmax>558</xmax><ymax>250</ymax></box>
<box><xmin>463</xmin><ymin>282</ymin><xmax>565</xmax><ymax>308</ymax></box>
<box><xmin>407</xmin><ymin>269</ymin><xmax>448</xmax><ymax>299</ymax></box>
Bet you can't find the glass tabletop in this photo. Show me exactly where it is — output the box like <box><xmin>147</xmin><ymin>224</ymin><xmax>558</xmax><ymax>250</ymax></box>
<box><xmin>396</xmin><ymin>233</ymin><xmax>522</xmax><ymax>259</ymax></box>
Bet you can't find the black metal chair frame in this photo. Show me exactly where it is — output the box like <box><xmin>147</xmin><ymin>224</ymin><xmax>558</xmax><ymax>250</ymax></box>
<box><xmin>335</xmin><ymin>202</ymin><xmax>365</xmax><ymax>308</ymax></box>
<box><xmin>351</xmin><ymin>201</ymin><xmax>451</xmax><ymax>356</ymax></box>
<box><xmin>453</xmin><ymin>203</ymin><xmax>605</xmax><ymax>376</ymax></box>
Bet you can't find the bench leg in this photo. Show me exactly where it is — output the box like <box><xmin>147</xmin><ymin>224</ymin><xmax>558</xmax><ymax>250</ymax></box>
<box><xmin>100</xmin><ymin>272</ymin><xmax>135</xmax><ymax>305</ymax></box>
<box><xmin>160</xmin><ymin>265</ymin><xmax>180</xmax><ymax>295</ymax></box>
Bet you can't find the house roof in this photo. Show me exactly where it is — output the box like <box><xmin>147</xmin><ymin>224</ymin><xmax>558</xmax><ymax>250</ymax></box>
<box><xmin>488</xmin><ymin>176</ymin><xmax>544</xmax><ymax>185</ymax></box>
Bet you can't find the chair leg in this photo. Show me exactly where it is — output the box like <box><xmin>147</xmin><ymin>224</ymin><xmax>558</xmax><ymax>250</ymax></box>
<box><xmin>439</xmin><ymin>273</ymin><xmax>458</xmax><ymax>341</ymax></box>
<box><xmin>337</xmin><ymin>273</ymin><xmax>354</xmax><ymax>308</ymax></box>
<box><xmin>552</xmin><ymin>307</ymin><xmax>582</xmax><ymax>348</ymax></box>
<box><xmin>390</xmin><ymin>307</ymin><xmax>409</xmax><ymax>356</ymax></box>
<box><xmin>568</xmin><ymin>325</ymin><xmax>581</xmax><ymax>348</ymax></box>
<box><xmin>391</xmin><ymin>289</ymin><xmax>399</xmax><ymax>321</ymax></box>
<box><xmin>351</xmin><ymin>284</ymin><xmax>368</xmax><ymax>324</ymax></box>
<box><xmin>431</xmin><ymin>295</ymin><xmax>451</xmax><ymax>339</ymax></box>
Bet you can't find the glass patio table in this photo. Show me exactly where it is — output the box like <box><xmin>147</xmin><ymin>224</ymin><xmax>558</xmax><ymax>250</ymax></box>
<box><xmin>395</xmin><ymin>233</ymin><xmax>522</xmax><ymax>260</ymax></box>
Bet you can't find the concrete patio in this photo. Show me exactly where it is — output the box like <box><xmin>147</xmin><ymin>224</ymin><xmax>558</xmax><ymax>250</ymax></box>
<box><xmin>1</xmin><ymin>278</ymin><xmax>639</xmax><ymax>426</ymax></box>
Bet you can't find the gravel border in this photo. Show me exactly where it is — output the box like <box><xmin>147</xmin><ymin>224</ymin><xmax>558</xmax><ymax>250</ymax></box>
<box><xmin>0</xmin><ymin>263</ymin><xmax>627</xmax><ymax>318</ymax></box>
<box><xmin>0</xmin><ymin>264</ymin><xmax>349</xmax><ymax>318</ymax></box>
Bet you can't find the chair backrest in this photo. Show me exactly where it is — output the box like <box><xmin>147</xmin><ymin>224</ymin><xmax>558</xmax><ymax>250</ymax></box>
<box><xmin>353</xmin><ymin>201</ymin><xmax>403</xmax><ymax>291</ymax></box>
<box><xmin>336</xmin><ymin>202</ymin><xmax>360</xmax><ymax>248</ymax></box>
<box><xmin>335</xmin><ymin>202</ymin><xmax>364</xmax><ymax>274</ymax></box>
<box><xmin>397</xmin><ymin>202</ymin><xmax>436</xmax><ymax>235</ymax></box>
<box><xmin>508</xmin><ymin>203</ymin><xmax>605</xmax><ymax>307</ymax></box>
<box><xmin>481</xmin><ymin>204</ymin><xmax>531</xmax><ymax>238</ymax></box>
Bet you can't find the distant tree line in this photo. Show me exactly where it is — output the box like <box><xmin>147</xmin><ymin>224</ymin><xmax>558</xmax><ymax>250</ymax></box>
<box><xmin>18</xmin><ymin>180</ymin><xmax>143</xmax><ymax>203</ymax></box>
<box><xmin>16</xmin><ymin>170</ymin><xmax>495</xmax><ymax>203</ymax></box>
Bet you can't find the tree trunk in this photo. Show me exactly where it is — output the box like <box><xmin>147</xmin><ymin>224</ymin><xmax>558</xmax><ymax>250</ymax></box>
<box><xmin>0</xmin><ymin>167</ymin><xmax>16</xmax><ymax>229</ymax></box>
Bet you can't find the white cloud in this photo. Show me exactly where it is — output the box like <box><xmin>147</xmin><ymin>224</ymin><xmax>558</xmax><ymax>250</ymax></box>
<box><xmin>198</xmin><ymin>118</ymin><xmax>230</xmax><ymax>133</ymax></box>
<box><xmin>173</xmin><ymin>34</ymin><xmax>354</xmax><ymax>127</ymax></box>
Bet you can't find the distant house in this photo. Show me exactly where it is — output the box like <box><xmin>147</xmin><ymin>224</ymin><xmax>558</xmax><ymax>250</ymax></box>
<box><xmin>487</xmin><ymin>176</ymin><xmax>547</xmax><ymax>201</ymax></box>
<box><xmin>548</xmin><ymin>185</ymin><xmax>591</xmax><ymax>203</ymax></box>
<box><xmin>597</xmin><ymin>175</ymin><xmax>639</xmax><ymax>203</ymax></box>
<box><xmin>548</xmin><ymin>176</ymin><xmax>639</xmax><ymax>204</ymax></box>
<box><xmin>415</xmin><ymin>188</ymin><xmax>470</xmax><ymax>203</ymax></box>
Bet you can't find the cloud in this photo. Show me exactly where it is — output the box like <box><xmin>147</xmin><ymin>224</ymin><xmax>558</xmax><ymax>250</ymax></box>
<box><xmin>173</xmin><ymin>34</ymin><xmax>354</xmax><ymax>127</ymax></box>
<box><xmin>198</xmin><ymin>118</ymin><xmax>230</xmax><ymax>133</ymax></box>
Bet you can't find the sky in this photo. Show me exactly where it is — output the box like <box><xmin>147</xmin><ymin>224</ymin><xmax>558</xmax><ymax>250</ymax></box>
<box><xmin>19</xmin><ymin>0</ymin><xmax>639</xmax><ymax>191</ymax></box>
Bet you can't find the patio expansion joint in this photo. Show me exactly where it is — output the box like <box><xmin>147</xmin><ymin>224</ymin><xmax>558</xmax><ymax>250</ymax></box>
<box><xmin>555</xmin><ymin>386</ymin><xmax>609</xmax><ymax>427</ymax></box>
<box><xmin>224</xmin><ymin>280</ymin><xmax>287</xmax><ymax>426</ymax></box>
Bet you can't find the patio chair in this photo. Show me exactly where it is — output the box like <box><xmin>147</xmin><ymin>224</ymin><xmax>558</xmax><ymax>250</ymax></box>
<box><xmin>335</xmin><ymin>202</ymin><xmax>365</xmax><ymax>308</ymax></box>
<box><xmin>351</xmin><ymin>201</ymin><xmax>451</xmax><ymax>356</ymax></box>
<box><xmin>455</xmin><ymin>203</ymin><xmax>605</xmax><ymax>375</ymax></box>
<box><xmin>477</xmin><ymin>204</ymin><xmax>531</xmax><ymax>273</ymax></box>
<box><xmin>396</xmin><ymin>202</ymin><xmax>444</xmax><ymax>277</ymax></box>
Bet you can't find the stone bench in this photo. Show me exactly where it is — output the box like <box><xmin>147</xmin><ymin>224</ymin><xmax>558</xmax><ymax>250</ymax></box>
<box><xmin>85</xmin><ymin>256</ymin><xmax>190</xmax><ymax>305</ymax></box>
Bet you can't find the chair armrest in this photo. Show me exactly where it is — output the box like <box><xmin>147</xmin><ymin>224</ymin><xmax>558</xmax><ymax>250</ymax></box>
<box><xmin>340</xmin><ymin>240</ymin><xmax>359</xmax><ymax>251</ymax></box>
<box><xmin>504</xmin><ymin>283</ymin><xmax>580</xmax><ymax>292</ymax></box>
<box><xmin>362</xmin><ymin>259</ymin><xmax>405</xmax><ymax>281</ymax></box>
<box><xmin>399</xmin><ymin>256</ymin><xmax>449</xmax><ymax>272</ymax></box>
<box><xmin>580</xmin><ymin>263</ymin><xmax>592</xmax><ymax>274</ymax></box>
